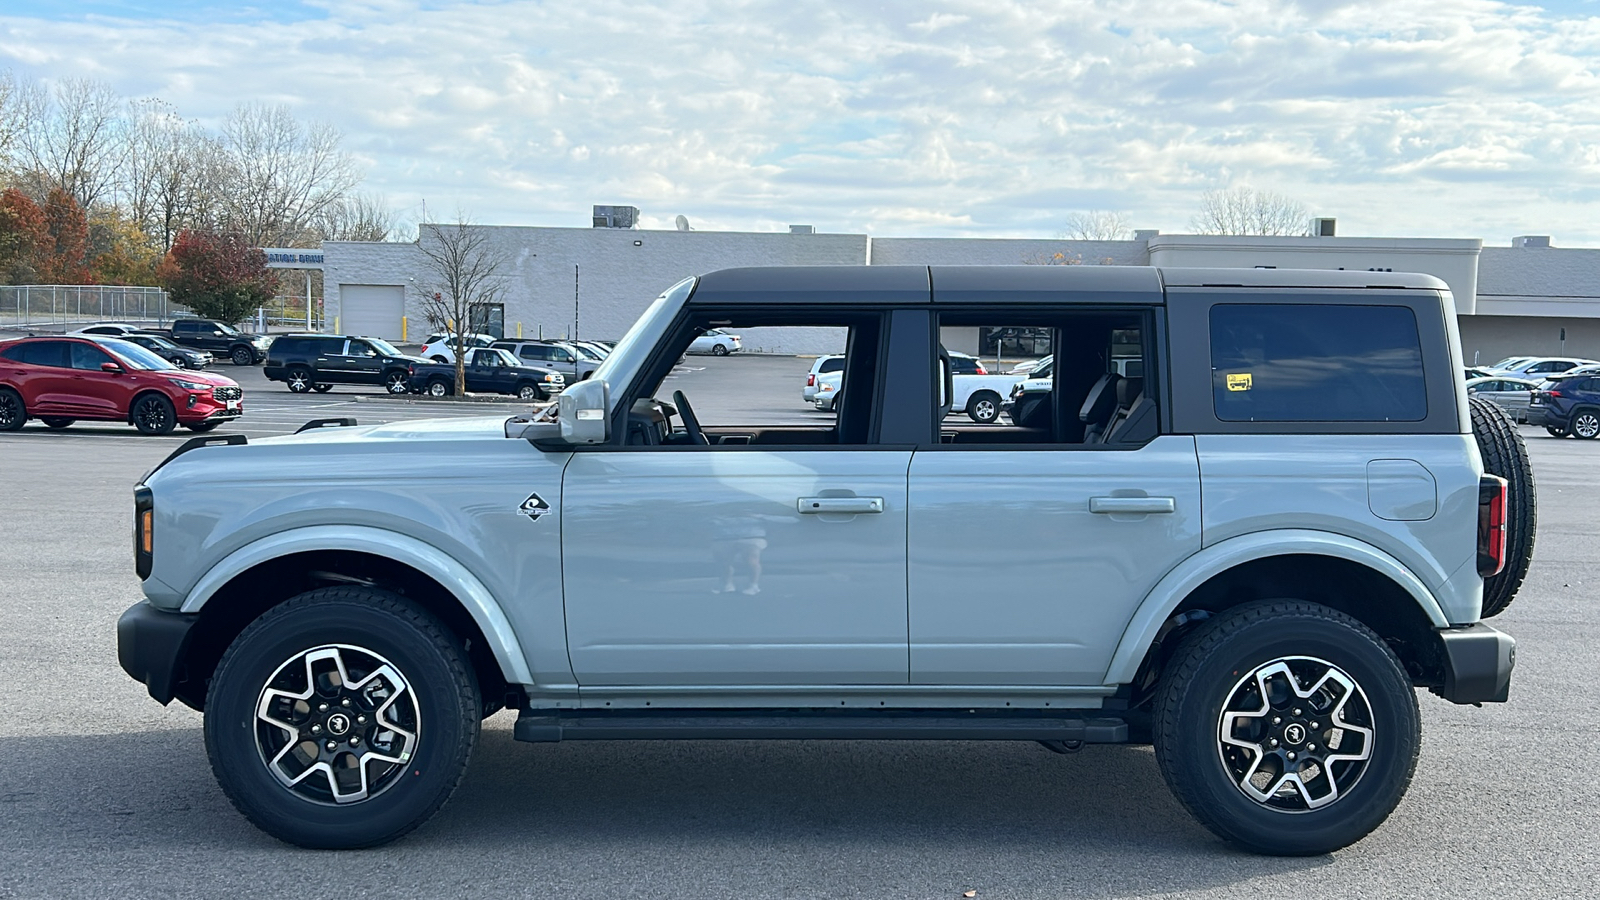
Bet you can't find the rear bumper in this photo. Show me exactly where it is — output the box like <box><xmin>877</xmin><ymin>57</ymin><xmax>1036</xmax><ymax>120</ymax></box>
<box><xmin>1526</xmin><ymin>406</ymin><xmax>1559</xmax><ymax>428</ymax></box>
<box><xmin>1431</xmin><ymin>623</ymin><xmax>1516</xmax><ymax>704</ymax></box>
<box><xmin>117</xmin><ymin>601</ymin><xmax>199</xmax><ymax>706</ymax></box>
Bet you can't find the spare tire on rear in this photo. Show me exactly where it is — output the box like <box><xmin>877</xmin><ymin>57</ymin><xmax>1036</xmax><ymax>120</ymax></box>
<box><xmin>1469</xmin><ymin>396</ymin><xmax>1535</xmax><ymax>617</ymax></box>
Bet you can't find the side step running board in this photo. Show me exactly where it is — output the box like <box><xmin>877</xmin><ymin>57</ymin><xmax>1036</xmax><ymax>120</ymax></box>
<box><xmin>513</xmin><ymin>711</ymin><xmax>1128</xmax><ymax>743</ymax></box>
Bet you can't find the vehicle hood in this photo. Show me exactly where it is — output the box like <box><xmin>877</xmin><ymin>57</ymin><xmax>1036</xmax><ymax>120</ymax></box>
<box><xmin>155</xmin><ymin>369</ymin><xmax>238</xmax><ymax>388</ymax></box>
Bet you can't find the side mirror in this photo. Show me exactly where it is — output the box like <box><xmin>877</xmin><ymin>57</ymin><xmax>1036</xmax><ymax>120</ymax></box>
<box><xmin>101</xmin><ymin>362</ymin><xmax>123</xmax><ymax>373</ymax></box>
<box><xmin>559</xmin><ymin>377</ymin><xmax>610</xmax><ymax>444</ymax></box>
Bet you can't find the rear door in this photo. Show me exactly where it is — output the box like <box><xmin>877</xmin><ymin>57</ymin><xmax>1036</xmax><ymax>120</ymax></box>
<box><xmin>10</xmin><ymin>341</ymin><xmax>79</xmax><ymax>415</ymax></box>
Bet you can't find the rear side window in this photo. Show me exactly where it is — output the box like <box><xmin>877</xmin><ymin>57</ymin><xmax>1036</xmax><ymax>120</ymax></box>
<box><xmin>819</xmin><ymin>357</ymin><xmax>846</xmax><ymax>374</ymax></box>
<box><xmin>1210</xmin><ymin>304</ymin><xmax>1427</xmax><ymax>422</ymax></box>
<box><xmin>3</xmin><ymin>341</ymin><xmax>69</xmax><ymax>367</ymax></box>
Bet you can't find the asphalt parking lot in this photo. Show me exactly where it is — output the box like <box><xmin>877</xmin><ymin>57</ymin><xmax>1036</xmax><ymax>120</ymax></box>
<box><xmin>0</xmin><ymin>354</ymin><xmax>1596</xmax><ymax>898</ymax></box>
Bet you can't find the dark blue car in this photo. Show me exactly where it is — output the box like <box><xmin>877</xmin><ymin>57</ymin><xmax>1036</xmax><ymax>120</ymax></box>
<box><xmin>1529</xmin><ymin>374</ymin><xmax>1600</xmax><ymax>438</ymax></box>
<box><xmin>408</xmin><ymin>347</ymin><xmax>565</xmax><ymax>400</ymax></box>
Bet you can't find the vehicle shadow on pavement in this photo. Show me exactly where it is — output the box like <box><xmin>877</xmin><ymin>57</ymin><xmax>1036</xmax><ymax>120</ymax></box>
<box><xmin>0</xmin><ymin>723</ymin><xmax>1329</xmax><ymax>899</ymax></box>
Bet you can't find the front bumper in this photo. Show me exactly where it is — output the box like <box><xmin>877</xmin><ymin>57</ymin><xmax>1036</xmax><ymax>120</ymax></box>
<box><xmin>117</xmin><ymin>601</ymin><xmax>199</xmax><ymax>706</ymax></box>
<box><xmin>1431</xmin><ymin>622</ymin><xmax>1516</xmax><ymax>704</ymax></box>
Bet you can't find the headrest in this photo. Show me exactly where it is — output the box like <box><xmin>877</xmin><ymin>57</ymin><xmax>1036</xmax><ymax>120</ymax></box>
<box><xmin>1117</xmin><ymin>377</ymin><xmax>1143</xmax><ymax>406</ymax></box>
<box><xmin>1079</xmin><ymin>373</ymin><xmax>1122</xmax><ymax>423</ymax></box>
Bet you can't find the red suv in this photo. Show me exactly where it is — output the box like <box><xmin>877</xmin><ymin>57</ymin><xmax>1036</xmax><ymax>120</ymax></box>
<box><xmin>0</xmin><ymin>334</ymin><xmax>243</xmax><ymax>434</ymax></box>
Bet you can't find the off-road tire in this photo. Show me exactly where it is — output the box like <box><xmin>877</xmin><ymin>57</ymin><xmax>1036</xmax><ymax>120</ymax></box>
<box><xmin>204</xmin><ymin>587</ymin><xmax>479</xmax><ymax>849</ymax></box>
<box><xmin>1470</xmin><ymin>396</ymin><xmax>1536</xmax><ymax>617</ymax></box>
<box><xmin>1154</xmin><ymin>600</ymin><xmax>1420</xmax><ymax>856</ymax></box>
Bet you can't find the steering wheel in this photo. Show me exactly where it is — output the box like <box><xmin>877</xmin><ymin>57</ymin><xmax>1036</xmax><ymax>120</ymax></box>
<box><xmin>672</xmin><ymin>390</ymin><xmax>709</xmax><ymax>445</ymax></box>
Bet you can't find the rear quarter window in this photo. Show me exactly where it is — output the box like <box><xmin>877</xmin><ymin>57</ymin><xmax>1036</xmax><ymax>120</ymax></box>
<box><xmin>819</xmin><ymin>357</ymin><xmax>846</xmax><ymax>374</ymax></box>
<box><xmin>1210</xmin><ymin>304</ymin><xmax>1427</xmax><ymax>422</ymax></box>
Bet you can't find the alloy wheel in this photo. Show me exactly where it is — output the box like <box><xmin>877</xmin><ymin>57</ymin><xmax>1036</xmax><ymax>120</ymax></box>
<box><xmin>1573</xmin><ymin>412</ymin><xmax>1600</xmax><ymax>439</ymax></box>
<box><xmin>428</xmin><ymin>381</ymin><xmax>449</xmax><ymax>397</ymax></box>
<box><xmin>254</xmin><ymin>643</ymin><xmax>420</xmax><ymax>805</ymax></box>
<box><xmin>0</xmin><ymin>392</ymin><xmax>21</xmax><ymax>429</ymax></box>
<box><xmin>287</xmin><ymin>371</ymin><xmax>310</xmax><ymax>393</ymax></box>
<box><xmin>518</xmin><ymin>384</ymin><xmax>539</xmax><ymax>400</ymax></box>
<box><xmin>973</xmin><ymin>398</ymin><xmax>997</xmax><ymax>422</ymax></box>
<box><xmin>135</xmin><ymin>397</ymin><xmax>173</xmax><ymax>433</ymax></box>
<box><xmin>1216</xmin><ymin>655</ymin><xmax>1374</xmax><ymax>811</ymax></box>
<box><xmin>386</xmin><ymin>372</ymin><xmax>410</xmax><ymax>394</ymax></box>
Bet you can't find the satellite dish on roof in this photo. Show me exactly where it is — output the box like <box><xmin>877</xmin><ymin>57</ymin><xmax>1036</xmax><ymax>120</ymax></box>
<box><xmin>675</xmin><ymin>215</ymin><xmax>691</xmax><ymax>232</ymax></box>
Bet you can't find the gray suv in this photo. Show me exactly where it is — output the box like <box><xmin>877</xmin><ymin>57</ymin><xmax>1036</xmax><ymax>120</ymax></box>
<box><xmin>492</xmin><ymin>340</ymin><xmax>600</xmax><ymax>381</ymax></box>
<box><xmin>117</xmin><ymin>266</ymin><xmax>1530</xmax><ymax>856</ymax></box>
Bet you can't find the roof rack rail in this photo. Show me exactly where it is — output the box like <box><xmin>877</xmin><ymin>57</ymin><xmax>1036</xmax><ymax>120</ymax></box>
<box><xmin>296</xmin><ymin>418</ymin><xmax>359</xmax><ymax>434</ymax></box>
<box><xmin>141</xmin><ymin>433</ymin><xmax>246</xmax><ymax>482</ymax></box>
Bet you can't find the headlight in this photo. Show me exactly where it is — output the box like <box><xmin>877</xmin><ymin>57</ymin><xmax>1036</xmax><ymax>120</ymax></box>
<box><xmin>168</xmin><ymin>377</ymin><xmax>211</xmax><ymax>391</ymax></box>
<box><xmin>546</xmin><ymin>373</ymin><xmax>563</xmax><ymax>383</ymax></box>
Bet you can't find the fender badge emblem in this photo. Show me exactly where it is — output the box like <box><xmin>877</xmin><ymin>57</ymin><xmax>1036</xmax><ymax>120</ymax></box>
<box><xmin>519</xmin><ymin>493</ymin><xmax>551</xmax><ymax>521</ymax></box>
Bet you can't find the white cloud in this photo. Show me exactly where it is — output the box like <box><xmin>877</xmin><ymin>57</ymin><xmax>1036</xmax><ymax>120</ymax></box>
<box><xmin>1</xmin><ymin>0</ymin><xmax>1599</xmax><ymax>241</ymax></box>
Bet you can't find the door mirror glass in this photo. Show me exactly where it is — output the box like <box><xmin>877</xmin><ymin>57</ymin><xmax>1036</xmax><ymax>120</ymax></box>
<box><xmin>559</xmin><ymin>377</ymin><xmax>610</xmax><ymax>444</ymax></box>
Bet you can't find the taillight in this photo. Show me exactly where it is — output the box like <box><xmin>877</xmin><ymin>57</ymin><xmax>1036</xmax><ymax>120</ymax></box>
<box><xmin>1547</xmin><ymin>390</ymin><xmax>1562</xmax><ymax>398</ymax></box>
<box><xmin>807</xmin><ymin>374</ymin><xmax>816</xmax><ymax>386</ymax></box>
<box><xmin>976</xmin><ymin>365</ymin><xmax>988</xmax><ymax>374</ymax></box>
<box><xmin>1477</xmin><ymin>475</ymin><xmax>1508</xmax><ymax>578</ymax></box>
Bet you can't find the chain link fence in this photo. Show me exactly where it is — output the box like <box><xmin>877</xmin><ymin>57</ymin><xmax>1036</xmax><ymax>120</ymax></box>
<box><xmin>0</xmin><ymin>285</ymin><xmax>184</xmax><ymax>332</ymax></box>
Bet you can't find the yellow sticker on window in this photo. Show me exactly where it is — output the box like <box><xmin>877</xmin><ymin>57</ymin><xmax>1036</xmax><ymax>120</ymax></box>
<box><xmin>1226</xmin><ymin>373</ymin><xmax>1253</xmax><ymax>392</ymax></box>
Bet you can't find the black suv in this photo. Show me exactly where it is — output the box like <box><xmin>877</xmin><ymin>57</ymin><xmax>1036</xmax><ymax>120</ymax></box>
<box><xmin>262</xmin><ymin>334</ymin><xmax>427</xmax><ymax>394</ymax></box>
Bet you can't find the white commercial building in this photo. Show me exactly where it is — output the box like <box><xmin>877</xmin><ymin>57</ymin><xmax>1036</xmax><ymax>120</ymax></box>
<box><xmin>321</xmin><ymin>209</ymin><xmax>1600</xmax><ymax>362</ymax></box>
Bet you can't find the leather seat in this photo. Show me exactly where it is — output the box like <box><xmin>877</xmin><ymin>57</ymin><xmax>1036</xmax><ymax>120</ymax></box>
<box><xmin>1078</xmin><ymin>373</ymin><xmax>1123</xmax><ymax>443</ymax></box>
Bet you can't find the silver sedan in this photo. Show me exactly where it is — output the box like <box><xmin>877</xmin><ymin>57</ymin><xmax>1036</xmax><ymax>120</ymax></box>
<box><xmin>1466</xmin><ymin>376</ymin><xmax>1540</xmax><ymax>422</ymax></box>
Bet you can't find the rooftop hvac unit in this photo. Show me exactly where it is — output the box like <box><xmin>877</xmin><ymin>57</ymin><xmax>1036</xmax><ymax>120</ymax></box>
<box><xmin>790</xmin><ymin>225</ymin><xmax>816</xmax><ymax>234</ymax></box>
<box><xmin>592</xmin><ymin>205</ymin><xmax>639</xmax><ymax>228</ymax></box>
<box><xmin>1313</xmin><ymin>217</ymin><xmax>1336</xmax><ymax>237</ymax></box>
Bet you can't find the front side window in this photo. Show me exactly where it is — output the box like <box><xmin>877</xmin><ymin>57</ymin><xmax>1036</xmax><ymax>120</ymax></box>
<box><xmin>70</xmin><ymin>342</ymin><xmax>114</xmax><ymax>370</ymax></box>
<box><xmin>1210</xmin><ymin>304</ymin><xmax>1426</xmax><ymax>422</ymax></box>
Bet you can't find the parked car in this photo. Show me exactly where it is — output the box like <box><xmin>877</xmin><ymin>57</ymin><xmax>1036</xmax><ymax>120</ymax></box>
<box><xmin>0</xmin><ymin>334</ymin><xmax>241</xmax><ymax>434</ymax></box>
<box><xmin>146</xmin><ymin>318</ymin><xmax>271</xmax><ymax>366</ymax></box>
<box><xmin>491</xmin><ymin>340</ymin><xmax>601</xmax><ymax>381</ymax></box>
<box><xmin>812</xmin><ymin>369</ymin><xmax>844</xmax><ymax>411</ymax></box>
<box><xmin>946</xmin><ymin>351</ymin><xmax>1022</xmax><ymax>423</ymax></box>
<box><xmin>1464</xmin><ymin>366</ymin><xmax>1495</xmax><ymax>380</ymax></box>
<box><xmin>688</xmin><ymin>327</ymin><xmax>741</xmax><ymax>355</ymax></box>
<box><xmin>1529</xmin><ymin>373</ymin><xmax>1600</xmax><ymax>438</ymax></box>
<box><xmin>802</xmin><ymin>354</ymin><xmax>845</xmax><ymax>404</ymax></box>
<box><xmin>263</xmin><ymin>334</ymin><xmax>427</xmax><ymax>394</ymax></box>
<box><xmin>118</xmin><ymin>266</ymin><xmax>1525</xmax><ymax>857</ymax></box>
<box><xmin>419</xmin><ymin>333</ymin><xmax>496</xmax><ymax>365</ymax></box>
<box><xmin>567</xmin><ymin>341</ymin><xmax>609</xmax><ymax>362</ymax></box>
<box><xmin>1465</xmin><ymin>376</ymin><xmax>1539</xmax><ymax>423</ymax></box>
<box><xmin>1009</xmin><ymin>354</ymin><xmax>1051</xmax><ymax>374</ymax></box>
<box><xmin>72</xmin><ymin>323</ymin><xmax>144</xmax><ymax>336</ymax></box>
<box><xmin>1489</xmin><ymin>356</ymin><xmax>1599</xmax><ymax>379</ymax></box>
<box><xmin>119</xmin><ymin>333</ymin><xmax>212</xmax><ymax>369</ymax></box>
<box><xmin>1539</xmin><ymin>363</ymin><xmax>1600</xmax><ymax>383</ymax></box>
<box><xmin>408</xmin><ymin>348</ymin><xmax>565</xmax><ymax>399</ymax></box>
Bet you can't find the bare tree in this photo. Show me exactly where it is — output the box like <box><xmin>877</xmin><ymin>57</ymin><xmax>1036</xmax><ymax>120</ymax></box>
<box><xmin>1062</xmin><ymin>210</ymin><xmax>1131</xmax><ymax>241</ymax></box>
<box><xmin>121</xmin><ymin>99</ymin><xmax>225</xmax><ymax>250</ymax></box>
<box><xmin>0</xmin><ymin>69</ymin><xmax>34</xmax><ymax>167</ymax></box>
<box><xmin>220</xmin><ymin>103</ymin><xmax>360</xmax><ymax>247</ymax></box>
<box><xmin>414</xmin><ymin>209</ymin><xmax>511</xmax><ymax>395</ymax></box>
<box><xmin>18</xmin><ymin>78</ymin><xmax>125</xmax><ymax>209</ymax></box>
<box><xmin>1190</xmin><ymin>187</ymin><xmax>1311</xmax><ymax>236</ymax></box>
<box><xmin>316</xmin><ymin>192</ymin><xmax>397</xmax><ymax>242</ymax></box>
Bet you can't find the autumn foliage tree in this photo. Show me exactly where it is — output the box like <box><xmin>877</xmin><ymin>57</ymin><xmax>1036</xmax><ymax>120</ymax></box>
<box><xmin>39</xmin><ymin>187</ymin><xmax>91</xmax><ymax>283</ymax></box>
<box><xmin>0</xmin><ymin>188</ymin><xmax>48</xmax><ymax>283</ymax></box>
<box><xmin>156</xmin><ymin>229</ymin><xmax>279</xmax><ymax>324</ymax></box>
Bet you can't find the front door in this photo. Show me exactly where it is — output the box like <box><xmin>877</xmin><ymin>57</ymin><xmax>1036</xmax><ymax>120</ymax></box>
<box><xmin>562</xmin><ymin>449</ymin><xmax>910</xmax><ymax>685</ymax></box>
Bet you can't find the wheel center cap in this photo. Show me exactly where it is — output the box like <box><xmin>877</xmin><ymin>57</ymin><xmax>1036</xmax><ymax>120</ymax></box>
<box><xmin>326</xmin><ymin>712</ymin><xmax>352</xmax><ymax>737</ymax></box>
<box><xmin>1282</xmin><ymin>722</ymin><xmax>1307</xmax><ymax>745</ymax></box>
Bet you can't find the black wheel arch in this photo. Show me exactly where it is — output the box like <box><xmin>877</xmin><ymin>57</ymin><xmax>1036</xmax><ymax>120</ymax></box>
<box><xmin>168</xmin><ymin>550</ymin><xmax>513</xmax><ymax>716</ymax></box>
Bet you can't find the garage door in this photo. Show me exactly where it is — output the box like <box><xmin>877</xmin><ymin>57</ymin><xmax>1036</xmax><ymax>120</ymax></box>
<box><xmin>339</xmin><ymin>284</ymin><xmax>405</xmax><ymax>341</ymax></box>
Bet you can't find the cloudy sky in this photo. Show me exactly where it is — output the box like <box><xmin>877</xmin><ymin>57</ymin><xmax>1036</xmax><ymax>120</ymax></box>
<box><xmin>2</xmin><ymin>0</ymin><xmax>1598</xmax><ymax>243</ymax></box>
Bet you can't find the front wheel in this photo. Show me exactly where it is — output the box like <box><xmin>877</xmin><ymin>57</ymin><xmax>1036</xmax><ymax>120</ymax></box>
<box><xmin>1154</xmin><ymin>601</ymin><xmax>1420</xmax><ymax>856</ymax></box>
<box><xmin>967</xmin><ymin>391</ymin><xmax>1002</xmax><ymax>424</ymax></box>
<box><xmin>0</xmin><ymin>388</ymin><xmax>25</xmax><ymax>431</ymax></box>
<box><xmin>516</xmin><ymin>382</ymin><xmax>541</xmax><ymax>400</ymax></box>
<box><xmin>313</xmin><ymin>384</ymin><xmax>333</xmax><ymax>393</ymax></box>
<box><xmin>1571</xmin><ymin>409</ymin><xmax>1600</xmax><ymax>439</ymax></box>
<box><xmin>384</xmin><ymin>371</ymin><xmax>411</xmax><ymax>394</ymax></box>
<box><xmin>131</xmin><ymin>393</ymin><xmax>177</xmax><ymax>435</ymax></box>
<box><xmin>231</xmin><ymin>346</ymin><xmax>255</xmax><ymax>366</ymax></box>
<box><xmin>204</xmin><ymin>587</ymin><xmax>479</xmax><ymax>849</ymax></box>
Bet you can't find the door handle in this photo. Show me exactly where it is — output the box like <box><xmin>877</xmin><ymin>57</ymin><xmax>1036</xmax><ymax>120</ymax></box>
<box><xmin>1090</xmin><ymin>496</ymin><xmax>1176</xmax><ymax>515</ymax></box>
<box><xmin>797</xmin><ymin>496</ymin><xmax>884</xmax><ymax>515</ymax></box>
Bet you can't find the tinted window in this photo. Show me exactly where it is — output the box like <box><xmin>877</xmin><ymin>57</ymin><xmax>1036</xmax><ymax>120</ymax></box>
<box><xmin>70</xmin><ymin>342</ymin><xmax>113</xmax><ymax>370</ymax></box>
<box><xmin>948</xmin><ymin>355</ymin><xmax>983</xmax><ymax>374</ymax></box>
<box><xmin>521</xmin><ymin>346</ymin><xmax>549</xmax><ymax>360</ymax></box>
<box><xmin>819</xmin><ymin>357</ymin><xmax>846</xmax><ymax>374</ymax></box>
<box><xmin>5</xmin><ymin>341</ymin><xmax>69</xmax><ymax>367</ymax></box>
<box><xmin>1211</xmin><ymin>304</ymin><xmax>1426</xmax><ymax>422</ymax></box>
<box><xmin>273</xmin><ymin>337</ymin><xmax>309</xmax><ymax>354</ymax></box>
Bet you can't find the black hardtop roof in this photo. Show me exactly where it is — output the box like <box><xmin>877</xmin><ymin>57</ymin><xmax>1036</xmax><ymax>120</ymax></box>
<box><xmin>689</xmin><ymin>265</ymin><xmax>1448</xmax><ymax>305</ymax></box>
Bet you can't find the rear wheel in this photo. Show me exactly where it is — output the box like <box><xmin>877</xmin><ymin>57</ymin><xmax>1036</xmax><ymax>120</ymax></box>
<box><xmin>41</xmin><ymin>417</ymin><xmax>74</xmax><ymax>429</ymax></box>
<box><xmin>1571</xmin><ymin>409</ymin><xmax>1600</xmax><ymax>439</ymax></box>
<box><xmin>131</xmin><ymin>393</ymin><xmax>177</xmax><ymax>435</ymax></box>
<box><xmin>286</xmin><ymin>367</ymin><xmax>313</xmax><ymax>394</ymax></box>
<box><xmin>384</xmin><ymin>371</ymin><xmax>410</xmax><ymax>394</ymax></box>
<box><xmin>204</xmin><ymin>587</ymin><xmax>479</xmax><ymax>849</ymax></box>
<box><xmin>0</xmin><ymin>388</ymin><xmax>24</xmax><ymax>431</ymax></box>
<box><xmin>1469</xmin><ymin>397</ymin><xmax>1536</xmax><ymax>617</ymax></box>
<box><xmin>231</xmin><ymin>345</ymin><xmax>255</xmax><ymax>366</ymax></box>
<box><xmin>1546</xmin><ymin>425</ymin><xmax>1569</xmax><ymax>438</ymax></box>
<box><xmin>426</xmin><ymin>379</ymin><xmax>451</xmax><ymax>397</ymax></box>
<box><xmin>1155</xmin><ymin>601</ymin><xmax>1419</xmax><ymax>856</ymax></box>
<box><xmin>430</xmin><ymin>355</ymin><xmax>448</xmax><ymax>364</ymax></box>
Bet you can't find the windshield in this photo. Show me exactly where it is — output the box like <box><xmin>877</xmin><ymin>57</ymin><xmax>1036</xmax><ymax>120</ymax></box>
<box><xmin>569</xmin><ymin>342</ymin><xmax>605</xmax><ymax>361</ymax></box>
<box><xmin>102</xmin><ymin>338</ymin><xmax>177</xmax><ymax>371</ymax></box>
<box><xmin>138</xmin><ymin>334</ymin><xmax>179</xmax><ymax>350</ymax></box>
<box><xmin>1491</xmin><ymin>356</ymin><xmax>1530</xmax><ymax>368</ymax></box>
<box><xmin>591</xmin><ymin>277</ymin><xmax>696</xmax><ymax>392</ymax></box>
<box><xmin>214</xmin><ymin>322</ymin><xmax>239</xmax><ymax>335</ymax></box>
<box><xmin>367</xmin><ymin>338</ymin><xmax>402</xmax><ymax>357</ymax></box>
<box><xmin>492</xmin><ymin>349</ymin><xmax>520</xmax><ymax>367</ymax></box>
